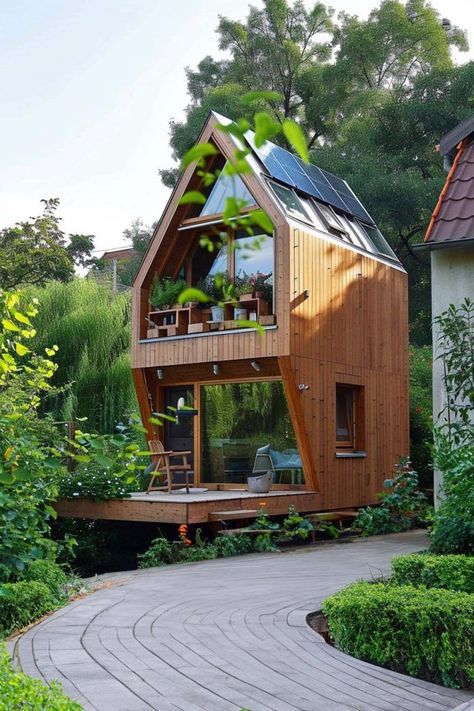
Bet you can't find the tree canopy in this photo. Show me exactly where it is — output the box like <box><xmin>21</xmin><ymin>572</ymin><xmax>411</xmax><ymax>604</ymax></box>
<box><xmin>0</xmin><ymin>199</ymin><xmax>97</xmax><ymax>290</ymax></box>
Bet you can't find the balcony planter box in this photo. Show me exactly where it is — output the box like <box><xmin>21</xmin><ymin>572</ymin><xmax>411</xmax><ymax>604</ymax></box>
<box><xmin>188</xmin><ymin>322</ymin><xmax>210</xmax><ymax>334</ymax></box>
<box><xmin>260</xmin><ymin>315</ymin><xmax>276</xmax><ymax>326</ymax></box>
<box><xmin>239</xmin><ymin>293</ymin><xmax>254</xmax><ymax>302</ymax></box>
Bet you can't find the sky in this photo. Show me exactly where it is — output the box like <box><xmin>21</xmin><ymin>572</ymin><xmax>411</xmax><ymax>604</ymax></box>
<box><xmin>1</xmin><ymin>0</ymin><xmax>473</xmax><ymax>255</ymax></box>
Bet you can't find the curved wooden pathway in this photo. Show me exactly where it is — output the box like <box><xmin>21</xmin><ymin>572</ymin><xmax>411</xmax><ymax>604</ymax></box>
<box><xmin>14</xmin><ymin>531</ymin><xmax>473</xmax><ymax>711</ymax></box>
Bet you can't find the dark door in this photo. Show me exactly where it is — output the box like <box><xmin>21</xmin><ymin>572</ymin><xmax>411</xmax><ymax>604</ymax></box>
<box><xmin>164</xmin><ymin>386</ymin><xmax>195</xmax><ymax>484</ymax></box>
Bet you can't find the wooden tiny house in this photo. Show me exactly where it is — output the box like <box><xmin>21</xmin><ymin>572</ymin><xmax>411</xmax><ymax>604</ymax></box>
<box><xmin>123</xmin><ymin>111</ymin><xmax>410</xmax><ymax>519</ymax></box>
<box><xmin>56</xmin><ymin>113</ymin><xmax>409</xmax><ymax>524</ymax></box>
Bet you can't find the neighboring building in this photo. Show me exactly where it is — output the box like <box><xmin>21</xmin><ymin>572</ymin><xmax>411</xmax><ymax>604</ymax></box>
<box><xmin>130</xmin><ymin>112</ymin><xmax>409</xmax><ymax>513</ymax></box>
<box><xmin>424</xmin><ymin>114</ymin><xmax>474</xmax><ymax>503</ymax></box>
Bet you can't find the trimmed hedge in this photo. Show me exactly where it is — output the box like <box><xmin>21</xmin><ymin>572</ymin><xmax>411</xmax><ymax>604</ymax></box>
<box><xmin>0</xmin><ymin>643</ymin><xmax>81</xmax><ymax>710</ymax></box>
<box><xmin>392</xmin><ymin>553</ymin><xmax>474</xmax><ymax>593</ymax></box>
<box><xmin>21</xmin><ymin>559</ymin><xmax>68</xmax><ymax>599</ymax></box>
<box><xmin>0</xmin><ymin>581</ymin><xmax>57</xmax><ymax>638</ymax></box>
<box><xmin>323</xmin><ymin>582</ymin><xmax>474</xmax><ymax>688</ymax></box>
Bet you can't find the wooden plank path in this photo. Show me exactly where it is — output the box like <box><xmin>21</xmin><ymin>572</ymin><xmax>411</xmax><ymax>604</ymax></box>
<box><xmin>13</xmin><ymin>531</ymin><xmax>472</xmax><ymax>711</ymax></box>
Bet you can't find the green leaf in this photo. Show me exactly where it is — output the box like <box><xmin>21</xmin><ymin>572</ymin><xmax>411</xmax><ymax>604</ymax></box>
<box><xmin>177</xmin><ymin>288</ymin><xmax>210</xmax><ymax>304</ymax></box>
<box><xmin>13</xmin><ymin>468</ymin><xmax>31</xmax><ymax>481</ymax></box>
<box><xmin>181</xmin><ymin>143</ymin><xmax>218</xmax><ymax>169</ymax></box>
<box><xmin>0</xmin><ymin>471</ymin><xmax>14</xmax><ymax>484</ymax></box>
<box><xmin>240</xmin><ymin>90</ymin><xmax>283</xmax><ymax>105</ymax></box>
<box><xmin>75</xmin><ymin>454</ymin><xmax>91</xmax><ymax>463</ymax></box>
<box><xmin>15</xmin><ymin>342</ymin><xmax>29</xmax><ymax>356</ymax></box>
<box><xmin>93</xmin><ymin>454</ymin><xmax>114</xmax><ymax>468</ymax></box>
<box><xmin>13</xmin><ymin>311</ymin><xmax>31</xmax><ymax>325</ymax></box>
<box><xmin>254</xmin><ymin>112</ymin><xmax>281</xmax><ymax>147</ymax></box>
<box><xmin>178</xmin><ymin>191</ymin><xmax>206</xmax><ymax>206</ymax></box>
<box><xmin>235</xmin><ymin>319</ymin><xmax>265</xmax><ymax>334</ymax></box>
<box><xmin>2</xmin><ymin>318</ymin><xmax>20</xmax><ymax>332</ymax></box>
<box><xmin>250</xmin><ymin>210</ymin><xmax>273</xmax><ymax>233</ymax></box>
<box><xmin>44</xmin><ymin>504</ymin><xmax>58</xmax><ymax>519</ymax></box>
<box><xmin>282</xmin><ymin>120</ymin><xmax>309</xmax><ymax>163</ymax></box>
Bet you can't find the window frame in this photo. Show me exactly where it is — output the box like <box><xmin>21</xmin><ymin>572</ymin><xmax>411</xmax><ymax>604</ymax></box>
<box><xmin>313</xmin><ymin>201</ymin><xmax>348</xmax><ymax>235</ymax></box>
<box><xmin>335</xmin><ymin>383</ymin><xmax>365</xmax><ymax>452</ymax></box>
<box><xmin>267</xmin><ymin>180</ymin><xmax>312</xmax><ymax>222</ymax></box>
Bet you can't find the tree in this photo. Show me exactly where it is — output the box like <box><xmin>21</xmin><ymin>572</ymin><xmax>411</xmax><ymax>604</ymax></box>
<box><xmin>0</xmin><ymin>199</ymin><xmax>97</xmax><ymax>289</ymax></box>
<box><xmin>160</xmin><ymin>0</ymin><xmax>334</xmax><ymax>185</ymax></box>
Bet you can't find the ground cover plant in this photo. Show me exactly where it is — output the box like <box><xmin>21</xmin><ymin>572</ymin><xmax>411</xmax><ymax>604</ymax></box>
<box><xmin>0</xmin><ymin>643</ymin><xmax>81</xmax><ymax>710</ymax></box>
<box><xmin>323</xmin><ymin>581</ymin><xmax>473</xmax><ymax>689</ymax></box>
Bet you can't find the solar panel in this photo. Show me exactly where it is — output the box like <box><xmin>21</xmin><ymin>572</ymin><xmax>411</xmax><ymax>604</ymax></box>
<box><xmin>247</xmin><ymin>130</ymin><xmax>375</xmax><ymax>226</ymax></box>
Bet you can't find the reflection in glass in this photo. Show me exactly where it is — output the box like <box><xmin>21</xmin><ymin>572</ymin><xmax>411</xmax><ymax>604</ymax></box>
<box><xmin>200</xmin><ymin>381</ymin><xmax>298</xmax><ymax>484</ymax></box>
<box><xmin>201</xmin><ymin>168</ymin><xmax>255</xmax><ymax>217</ymax></box>
<box><xmin>235</xmin><ymin>233</ymin><xmax>273</xmax><ymax>282</ymax></box>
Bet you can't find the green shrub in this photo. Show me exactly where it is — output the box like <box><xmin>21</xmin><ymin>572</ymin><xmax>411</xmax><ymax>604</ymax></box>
<box><xmin>0</xmin><ymin>643</ymin><xmax>81</xmax><ymax>710</ymax></box>
<box><xmin>391</xmin><ymin>553</ymin><xmax>474</xmax><ymax>593</ymax></box>
<box><xmin>22</xmin><ymin>559</ymin><xmax>68</xmax><ymax>600</ymax></box>
<box><xmin>279</xmin><ymin>505</ymin><xmax>313</xmax><ymax>541</ymax></box>
<box><xmin>212</xmin><ymin>535</ymin><xmax>254</xmax><ymax>557</ymax></box>
<box><xmin>323</xmin><ymin>581</ymin><xmax>474</xmax><ymax>688</ymax></box>
<box><xmin>0</xmin><ymin>580</ymin><xmax>57</xmax><ymax>638</ymax></box>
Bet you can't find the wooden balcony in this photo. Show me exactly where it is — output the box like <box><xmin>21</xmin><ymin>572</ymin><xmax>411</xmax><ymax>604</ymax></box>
<box><xmin>145</xmin><ymin>296</ymin><xmax>275</xmax><ymax>340</ymax></box>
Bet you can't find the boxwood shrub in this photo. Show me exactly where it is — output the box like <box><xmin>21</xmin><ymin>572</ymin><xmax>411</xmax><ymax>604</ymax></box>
<box><xmin>323</xmin><ymin>581</ymin><xmax>473</xmax><ymax>688</ymax></box>
<box><xmin>0</xmin><ymin>643</ymin><xmax>81</xmax><ymax>710</ymax></box>
<box><xmin>392</xmin><ymin>553</ymin><xmax>474</xmax><ymax>593</ymax></box>
<box><xmin>21</xmin><ymin>559</ymin><xmax>68</xmax><ymax>600</ymax></box>
<box><xmin>0</xmin><ymin>581</ymin><xmax>57</xmax><ymax>638</ymax></box>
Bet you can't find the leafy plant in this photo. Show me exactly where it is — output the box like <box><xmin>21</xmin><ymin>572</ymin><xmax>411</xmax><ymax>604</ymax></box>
<box><xmin>354</xmin><ymin>458</ymin><xmax>430</xmax><ymax>536</ymax></box>
<box><xmin>0</xmin><ymin>581</ymin><xmax>57</xmax><ymax>638</ymax></box>
<box><xmin>431</xmin><ymin>299</ymin><xmax>474</xmax><ymax>554</ymax></box>
<box><xmin>249</xmin><ymin>503</ymin><xmax>280</xmax><ymax>531</ymax></box>
<box><xmin>21</xmin><ymin>559</ymin><xmax>68</xmax><ymax>600</ymax></box>
<box><xmin>323</xmin><ymin>581</ymin><xmax>474</xmax><ymax>689</ymax></box>
<box><xmin>391</xmin><ymin>553</ymin><xmax>474</xmax><ymax>594</ymax></box>
<box><xmin>211</xmin><ymin>534</ymin><xmax>254</xmax><ymax>558</ymax></box>
<box><xmin>409</xmin><ymin>345</ymin><xmax>433</xmax><ymax>487</ymax></box>
<box><xmin>150</xmin><ymin>277</ymin><xmax>188</xmax><ymax>310</ymax></box>
<box><xmin>0</xmin><ymin>643</ymin><xmax>81</xmax><ymax>709</ymax></box>
<box><xmin>279</xmin><ymin>505</ymin><xmax>313</xmax><ymax>541</ymax></box>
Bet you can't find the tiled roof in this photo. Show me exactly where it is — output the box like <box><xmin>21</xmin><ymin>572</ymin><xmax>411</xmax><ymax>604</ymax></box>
<box><xmin>425</xmin><ymin>138</ymin><xmax>474</xmax><ymax>244</ymax></box>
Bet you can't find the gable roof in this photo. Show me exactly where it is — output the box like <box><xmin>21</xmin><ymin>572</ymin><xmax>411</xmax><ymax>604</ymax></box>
<box><xmin>425</xmin><ymin>134</ymin><xmax>474</xmax><ymax>248</ymax></box>
<box><xmin>133</xmin><ymin>112</ymin><xmax>400</xmax><ymax>287</ymax></box>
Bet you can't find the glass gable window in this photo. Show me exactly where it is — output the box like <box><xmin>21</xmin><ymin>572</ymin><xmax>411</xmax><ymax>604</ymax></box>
<box><xmin>201</xmin><ymin>167</ymin><xmax>255</xmax><ymax>217</ymax></box>
<box><xmin>235</xmin><ymin>232</ymin><xmax>273</xmax><ymax>282</ymax></box>
<box><xmin>200</xmin><ymin>381</ymin><xmax>300</xmax><ymax>485</ymax></box>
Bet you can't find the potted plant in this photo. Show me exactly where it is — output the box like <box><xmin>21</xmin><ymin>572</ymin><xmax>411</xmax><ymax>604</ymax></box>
<box><xmin>236</xmin><ymin>273</ymin><xmax>254</xmax><ymax>302</ymax></box>
<box><xmin>150</xmin><ymin>277</ymin><xmax>187</xmax><ymax>310</ymax></box>
<box><xmin>196</xmin><ymin>273</ymin><xmax>237</xmax><ymax>322</ymax></box>
<box><xmin>249</xmin><ymin>272</ymin><xmax>272</xmax><ymax>300</ymax></box>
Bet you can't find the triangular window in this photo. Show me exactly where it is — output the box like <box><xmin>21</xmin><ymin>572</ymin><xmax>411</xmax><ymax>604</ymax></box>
<box><xmin>200</xmin><ymin>165</ymin><xmax>256</xmax><ymax>217</ymax></box>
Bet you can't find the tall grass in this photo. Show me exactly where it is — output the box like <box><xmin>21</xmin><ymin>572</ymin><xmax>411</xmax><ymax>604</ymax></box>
<box><xmin>30</xmin><ymin>279</ymin><xmax>135</xmax><ymax>433</ymax></box>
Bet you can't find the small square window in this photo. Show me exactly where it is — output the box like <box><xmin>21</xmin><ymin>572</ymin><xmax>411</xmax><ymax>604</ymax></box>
<box><xmin>336</xmin><ymin>384</ymin><xmax>365</xmax><ymax>451</ymax></box>
<box><xmin>313</xmin><ymin>202</ymin><xmax>346</xmax><ymax>234</ymax></box>
<box><xmin>268</xmin><ymin>181</ymin><xmax>309</xmax><ymax>221</ymax></box>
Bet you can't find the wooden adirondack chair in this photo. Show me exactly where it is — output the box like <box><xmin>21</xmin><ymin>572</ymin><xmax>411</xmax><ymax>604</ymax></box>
<box><xmin>146</xmin><ymin>440</ymin><xmax>192</xmax><ymax>494</ymax></box>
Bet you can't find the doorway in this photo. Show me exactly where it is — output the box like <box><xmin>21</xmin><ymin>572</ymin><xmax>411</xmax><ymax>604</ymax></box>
<box><xmin>163</xmin><ymin>386</ymin><xmax>195</xmax><ymax>484</ymax></box>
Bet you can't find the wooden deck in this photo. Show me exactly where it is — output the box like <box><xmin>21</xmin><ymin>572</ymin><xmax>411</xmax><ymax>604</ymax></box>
<box><xmin>54</xmin><ymin>489</ymin><xmax>319</xmax><ymax>524</ymax></box>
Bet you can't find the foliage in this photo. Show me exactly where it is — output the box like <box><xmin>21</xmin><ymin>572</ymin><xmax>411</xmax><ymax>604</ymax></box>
<box><xmin>249</xmin><ymin>504</ymin><xmax>280</xmax><ymax>531</ymax></box>
<box><xmin>409</xmin><ymin>345</ymin><xmax>432</xmax><ymax>487</ymax></box>
<box><xmin>0</xmin><ymin>581</ymin><xmax>56</xmax><ymax>638</ymax></box>
<box><xmin>430</xmin><ymin>438</ymin><xmax>474</xmax><ymax>554</ymax></box>
<box><xmin>211</xmin><ymin>534</ymin><xmax>254</xmax><ymax>558</ymax></box>
<box><xmin>21</xmin><ymin>559</ymin><xmax>68</xmax><ymax>600</ymax></box>
<box><xmin>138</xmin><ymin>532</ymin><xmax>216</xmax><ymax>568</ymax></box>
<box><xmin>163</xmin><ymin>0</ymin><xmax>471</xmax><ymax>343</ymax></box>
<box><xmin>354</xmin><ymin>458</ymin><xmax>430</xmax><ymax>536</ymax></box>
<box><xmin>94</xmin><ymin>218</ymin><xmax>153</xmax><ymax>287</ymax></box>
<box><xmin>150</xmin><ymin>277</ymin><xmax>188</xmax><ymax>310</ymax></box>
<box><xmin>391</xmin><ymin>553</ymin><xmax>474</xmax><ymax>594</ymax></box>
<box><xmin>0</xmin><ymin>198</ymin><xmax>96</xmax><ymax>290</ymax></box>
<box><xmin>0</xmin><ymin>643</ymin><xmax>81</xmax><ymax>710</ymax></box>
<box><xmin>30</xmin><ymin>279</ymin><xmax>135</xmax><ymax>433</ymax></box>
<box><xmin>431</xmin><ymin>299</ymin><xmax>474</xmax><ymax>554</ymax></box>
<box><xmin>323</xmin><ymin>581</ymin><xmax>473</xmax><ymax>689</ymax></box>
<box><xmin>279</xmin><ymin>505</ymin><xmax>313</xmax><ymax>540</ymax></box>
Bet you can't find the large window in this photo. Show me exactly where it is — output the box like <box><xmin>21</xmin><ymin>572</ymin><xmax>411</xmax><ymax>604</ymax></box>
<box><xmin>200</xmin><ymin>381</ymin><xmax>298</xmax><ymax>484</ymax></box>
<box><xmin>201</xmin><ymin>166</ymin><xmax>256</xmax><ymax>217</ymax></box>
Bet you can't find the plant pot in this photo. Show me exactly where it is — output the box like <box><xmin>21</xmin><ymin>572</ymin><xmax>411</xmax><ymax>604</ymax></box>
<box><xmin>240</xmin><ymin>293</ymin><xmax>254</xmax><ymax>302</ymax></box>
<box><xmin>211</xmin><ymin>305</ymin><xmax>224</xmax><ymax>322</ymax></box>
<box><xmin>186</xmin><ymin>301</ymin><xmax>199</xmax><ymax>308</ymax></box>
<box><xmin>234</xmin><ymin>307</ymin><xmax>248</xmax><ymax>320</ymax></box>
<box><xmin>247</xmin><ymin>471</ymin><xmax>273</xmax><ymax>494</ymax></box>
<box><xmin>253</xmin><ymin>291</ymin><xmax>263</xmax><ymax>299</ymax></box>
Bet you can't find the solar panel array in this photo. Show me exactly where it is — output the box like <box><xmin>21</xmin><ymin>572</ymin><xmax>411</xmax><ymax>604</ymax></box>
<box><xmin>246</xmin><ymin>131</ymin><xmax>375</xmax><ymax>226</ymax></box>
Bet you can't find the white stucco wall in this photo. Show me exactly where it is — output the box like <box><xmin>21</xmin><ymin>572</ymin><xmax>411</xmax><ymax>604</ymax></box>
<box><xmin>431</xmin><ymin>245</ymin><xmax>474</xmax><ymax>504</ymax></box>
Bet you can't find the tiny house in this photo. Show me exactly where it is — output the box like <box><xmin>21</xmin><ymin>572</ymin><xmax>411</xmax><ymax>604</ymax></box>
<box><xmin>129</xmin><ymin>111</ymin><xmax>409</xmax><ymax>515</ymax></box>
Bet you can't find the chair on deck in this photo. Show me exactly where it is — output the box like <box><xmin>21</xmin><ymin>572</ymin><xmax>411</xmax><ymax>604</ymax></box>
<box><xmin>146</xmin><ymin>440</ymin><xmax>192</xmax><ymax>494</ymax></box>
<box><xmin>253</xmin><ymin>444</ymin><xmax>303</xmax><ymax>485</ymax></box>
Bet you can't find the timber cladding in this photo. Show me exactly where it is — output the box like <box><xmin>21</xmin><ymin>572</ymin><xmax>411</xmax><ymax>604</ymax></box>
<box><xmin>286</xmin><ymin>226</ymin><xmax>409</xmax><ymax>509</ymax></box>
